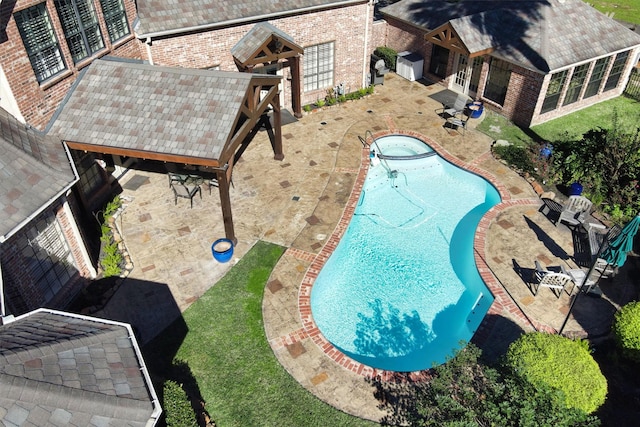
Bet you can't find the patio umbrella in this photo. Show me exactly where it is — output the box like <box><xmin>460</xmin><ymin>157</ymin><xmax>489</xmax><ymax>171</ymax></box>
<box><xmin>600</xmin><ymin>214</ymin><xmax>640</xmax><ymax>268</ymax></box>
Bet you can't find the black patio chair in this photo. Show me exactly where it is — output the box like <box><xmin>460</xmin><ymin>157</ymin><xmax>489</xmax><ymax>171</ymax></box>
<box><xmin>170</xmin><ymin>180</ymin><xmax>201</xmax><ymax>208</ymax></box>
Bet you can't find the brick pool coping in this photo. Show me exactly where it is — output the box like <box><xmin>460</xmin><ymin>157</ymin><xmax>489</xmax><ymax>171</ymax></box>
<box><xmin>295</xmin><ymin>128</ymin><xmax>553</xmax><ymax>380</ymax></box>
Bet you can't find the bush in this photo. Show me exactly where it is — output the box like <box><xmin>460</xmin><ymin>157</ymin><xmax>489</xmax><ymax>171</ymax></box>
<box><xmin>549</xmin><ymin>111</ymin><xmax>640</xmax><ymax>222</ymax></box>
<box><xmin>613</xmin><ymin>301</ymin><xmax>640</xmax><ymax>362</ymax></box>
<box><xmin>374</xmin><ymin>46</ymin><xmax>397</xmax><ymax>71</ymax></box>
<box><xmin>374</xmin><ymin>343</ymin><xmax>599</xmax><ymax>426</ymax></box>
<box><xmin>163</xmin><ymin>380</ymin><xmax>198</xmax><ymax>427</ymax></box>
<box><xmin>506</xmin><ymin>332</ymin><xmax>607</xmax><ymax>414</ymax></box>
<box><xmin>492</xmin><ymin>143</ymin><xmax>538</xmax><ymax>177</ymax></box>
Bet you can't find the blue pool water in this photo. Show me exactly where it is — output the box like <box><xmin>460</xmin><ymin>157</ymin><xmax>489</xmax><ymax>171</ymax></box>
<box><xmin>310</xmin><ymin>135</ymin><xmax>500</xmax><ymax>371</ymax></box>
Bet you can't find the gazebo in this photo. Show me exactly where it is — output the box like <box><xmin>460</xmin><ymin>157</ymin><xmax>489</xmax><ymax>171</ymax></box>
<box><xmin>49</xmin><ymin>58</ymin><xmax>284</xmax><ymax>243</ymax></box>
<box><xmin>231</xmin><ymin>22</ymin><xmax>304</xmax><ymax>118</ymax></box>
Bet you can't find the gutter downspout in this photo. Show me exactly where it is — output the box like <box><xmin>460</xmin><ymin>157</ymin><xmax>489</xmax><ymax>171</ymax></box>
<box><xmin>362</xmin><ymin>0</ymin><xmax>373</xmax><ymax>88</ymax></box>
<box><xmin>0</xmin><ymin>262</ymin><xmax>5</xmax><ymax>319</ymax></box>
<box><xmin>145</xmin><ymin>38</ymin><xmax>154</xmax><ymax>65</ymax></box>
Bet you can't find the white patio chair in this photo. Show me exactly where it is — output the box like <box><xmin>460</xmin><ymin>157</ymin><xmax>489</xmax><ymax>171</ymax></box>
<box><xmin>533</xmin><ymin>260</ymin><xmax>573</xmax><ymax>298</ymax></box>
<box><xmin>558</xmin><ymin>195</ymin><xmax>592</xmax><ymax>227</ymax></box>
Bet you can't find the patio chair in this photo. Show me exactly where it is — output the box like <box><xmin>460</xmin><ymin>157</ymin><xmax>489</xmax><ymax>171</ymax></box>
<box><xmin>533</xmin><ymin>260</ymin><xmax>573</xmax><ymax>298</ymax></box>
<box><xmin>445</xmin><ymin>114</ymin><xmax>469</xmax><ymax>135</ymax></box>
<box><xmin>168</xmin><ymin>172</ymin><xmax>189</xmax><ymax>188</ymax></box>
<box><xmin>563</xmin><ymin>266</ymin><xmax>597</xmax><ymax>294</ymax></box>
<box><xmin>584</xmin><ymin>223</ymin><xmax>622</xmax><ymax>277</ymax></box>
<box><xmin>541</xmin><ymin>195</ymin><xmax>592</xmax><ymax>228</ymax></box>
<box><xmin>170</xmin><ymin>180</ymin><xmax>201</xmax><ymax>208</ymax></box>
<box><xmin>436</xmin><ymin>93</ymin><xmax>469</xmax><ymax>118</ymax></box>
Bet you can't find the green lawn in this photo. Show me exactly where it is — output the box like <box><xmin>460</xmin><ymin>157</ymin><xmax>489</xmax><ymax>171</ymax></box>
<box><xmin>143</xmin><ymin>241</ymin><xmax>378</xmax><ymax>427</ymax></box>
<box><xmin>477</xmin><ymin>95</ymin><xmax>640</xmax><ymax>145</ymax></box>
<box><xmin>585</xmin><ymin>0</ymin><xmax>640</xmax><ymax>25</ymax></box>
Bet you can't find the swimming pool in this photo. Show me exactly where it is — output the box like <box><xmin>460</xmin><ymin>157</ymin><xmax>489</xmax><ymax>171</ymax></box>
<box><xmin>310</xmin><ymin>135</ymin><xmax>500</xmax><ymax>372</ymax></box>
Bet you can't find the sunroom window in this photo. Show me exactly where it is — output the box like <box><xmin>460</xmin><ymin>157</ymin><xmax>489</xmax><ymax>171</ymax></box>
<box><xmin>541</xmin><ymin>70</ymin><xmax>567</xmax><ymax>113</ymax></box>
<box><xmin>604</xmin><ymin>51</ymin><xmax>629</xmax><ymax>91</ymax></box>
<box><xmin>563</xmin><ymin>63</ymin><xmax>589</xmax><ymax>106</ymax></box>
<box><xmin>584</xmin><ymin>57</ymin><xmax>611</xmax><ymax>98</ymax></box>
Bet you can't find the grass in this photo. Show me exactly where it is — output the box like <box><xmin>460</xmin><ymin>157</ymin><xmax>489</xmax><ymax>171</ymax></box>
<box><xmin>532</xmin><ymin>96</ymin><xmax>640</xmax><ymax>142</ymax></box>
<box><xmin>143</xmin><ymin>241</ymin><xmax>378</xmax><ymax>427</ymax></box>
<box><xmin>477</xmin><ymin>95</ymin><xmax>640</xmax><ymax>145</ymax></box>
<box><xmin>584</xmin><ymin>0</ymin><xmax>640</xmax><ymax>25</ymax></box>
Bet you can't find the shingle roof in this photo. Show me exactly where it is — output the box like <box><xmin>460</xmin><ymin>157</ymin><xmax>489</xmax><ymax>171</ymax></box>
<box><xmin>231</xmin><ymin>22</ymin><xmax>297</xmax><ymax>64</ymax></box>
<box><xmin>0</xmin><ymin>309</ymin><xmax>159</xmax><ymax>426</ymax></box>
<box><xmin>0</xmin><ymin>108</ymin><xmax>76</xmax><ymax>241</ymax></box>
<box><xmin>49</xmin><ymin>59</ymin><xmax>256</xmax><ymax>162</ymax></box>
<box><xmin>136</xmin><ymin>0</ymin><xmax>365</xmax><ymax>36</ymax></box>
<box><xmin>381</xmin><ymin>0</ymin><xmax>640</xmax><ymax>72</ymax></box>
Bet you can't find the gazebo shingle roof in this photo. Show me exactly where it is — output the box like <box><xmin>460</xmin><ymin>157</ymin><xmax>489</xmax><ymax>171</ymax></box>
<box><xmin>231</xmin><ymin>22</ymin><xmax>297</xmax><ymax>64</ymax></box>
<box><xmin>382</xmin><ymin>0</ymin><xmax>640</xmax><ymax>72</ymax></box>
<box><xmin>49</xmin><ymin>59</ymin><xmax>255</xmax><ymax>162</ymax></box>
<box><xmin>136</xmin><ymin>0</ymin><xmax>365</xmax><ymax>36</ymax></box>
<box><xmin>0</xmin><ymin>108</ymin><xmax>76</xmax><ymax>240</ymax></box>
<box><xmin>0</xmin><ymin>310</ymin><xmax>159</xmax><ymax>426</ymax></box>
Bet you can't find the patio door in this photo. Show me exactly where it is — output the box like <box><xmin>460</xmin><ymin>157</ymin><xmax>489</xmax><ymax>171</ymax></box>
<box><xmin>452</xmin><ymin>54</ymin><xmax>483</xmax><ymax>98</ymax></box>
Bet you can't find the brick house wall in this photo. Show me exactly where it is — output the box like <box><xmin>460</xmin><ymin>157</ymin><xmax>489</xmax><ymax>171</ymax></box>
<box><xmin>382</xmin><ymin>18</ymin><xmax>431</xmax><ymax>76</ymax></box>
<box><xmin>0</xmin><ymin>196</ymin><xmax>92</xmax><ymax>315</ymax></box>
<box><xmin>0</xmin><ymin>0</ymin><xmax>142</xmax><ymax>130</ymax></box>
<box><xmin>143</xmin><ymin>3</ymin><xmax>373</xmax><ymax>109</ymax></box>
<box><xmin>370</xmin><ymin>20</ymin><xmax>387</xmax><ymax>55</ymax></box>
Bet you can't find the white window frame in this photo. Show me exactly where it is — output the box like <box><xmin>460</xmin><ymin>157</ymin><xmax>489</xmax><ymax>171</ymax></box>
<box><xmin>304</xmin><ymin>42</ymin><xmax>335</xmax><ymax>92</ymax></box>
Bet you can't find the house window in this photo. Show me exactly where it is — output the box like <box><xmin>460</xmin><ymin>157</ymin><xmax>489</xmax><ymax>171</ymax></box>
<box><xmin>604</xmin><ymin>51</ymin><xmax>630</xmax><ymax>91</ymax></box>
<box><xmin>304</xmin><ymin>42</ymin><xmax>334</xmax><ymax>92</ymax></box>
<box><xmin>99</xmin><ymin>0</ymin><xmax>130</xmax><ymax>42</ymax></box>
<box><xmin>563</xmin><ymin>63</ymin><xmax>589</xmax><ymax>106</ymax></box>
<box><xmin>15</xmin><ymin>211</ymin><xmax>77</xmax><ymax>304</ymax></box>
<box><xmin>483</xmin><ymin>58</ymin><xmax>511</xmax><ymax>105</ymax></box>
<box><xmin>584</xmin><ymin>57</ymin><xmax>611</xmax><ymax>98</ymax></box>
<box><xmin>14</xmin><ymin>4</ymin><xmax>67</xmax><ymax>83</ymax></box>
<box><xmin>541</xmin><ymin>70</ymin><xmax>567</xmax><ymax>113</ymax></box>
<box><xmin>55</xmin><ymin>0</ymin><xmax>105</xmax><ymax>63</ymax></box>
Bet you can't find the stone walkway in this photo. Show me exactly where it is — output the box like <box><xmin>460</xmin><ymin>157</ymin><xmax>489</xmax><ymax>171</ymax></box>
<box><xmin>95</xmin><ymin>73</ymin><xmax>638</xmax><ymax>422</ymax></box>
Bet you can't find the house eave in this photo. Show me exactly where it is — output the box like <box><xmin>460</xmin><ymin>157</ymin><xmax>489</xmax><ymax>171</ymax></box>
<box><xmin>136</xmin><ymin>0</ymin><xmax>367</xmax><ymax>39</ymax></box>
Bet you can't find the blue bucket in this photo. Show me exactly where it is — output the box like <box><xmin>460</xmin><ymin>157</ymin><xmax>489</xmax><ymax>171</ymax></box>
<box><xmin>212</xmin><ymin>238</ymin><xmax>234</xmax><ymax>263</ymax></box>
<box><xmin>569</xmin><ymin>182</ymin><xmax>583</xmax><ymax>196</ymax></box>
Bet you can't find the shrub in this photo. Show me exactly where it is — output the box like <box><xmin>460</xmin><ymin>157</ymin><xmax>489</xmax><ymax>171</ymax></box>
<box><xmin>613</xmin><ymin>301</ymin><xmax>640</xmax><ymax>362</ymax></box>
<box><xmin>315</xmin><ymin>98</ymin><xmax>325</xmax><ymax>108</ymax></box>
<box><xmin>492</xmin><ymin>143</ymin><xmax>538</xmax><ymax>177</ymax></box>
<box><xmin>303</xmin><ymin>104</ymin><xmax>312</xmax><ymax>112</ymax></box>
<box><xmin>374</xmin><ymin>343</ymin><xmax>599</xmax><ymax>426</ymax></box>
<box><xmin>549</xmin><ymin>111</ymin><xmax>640</xmax><ymax>222</ymax></box>
<box><xmin>163</xmin><ymin>380</ymin><xmax>198</xmax><ymax>427</ymax></box>
<box><xmin>374</xmin><ymin>46</ymin><xmax>397</xmax><ymax>70</ymax></box>
<box><xmin>506</xmin><ymin>332</ymin><xmax>607</xmax><ymax>414</ymax></box>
